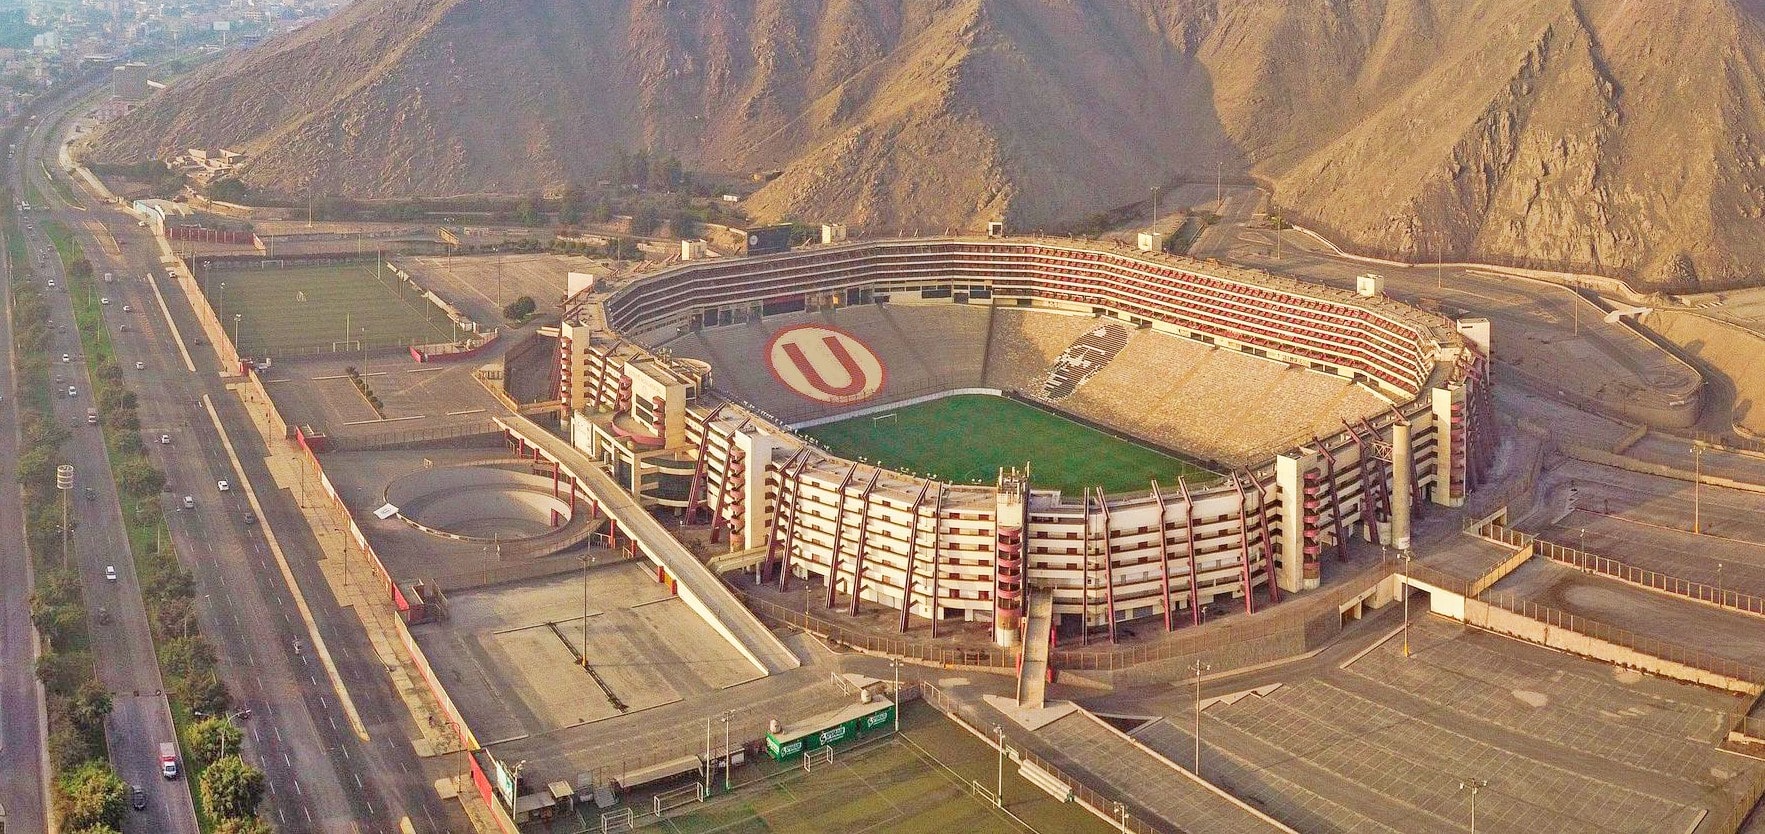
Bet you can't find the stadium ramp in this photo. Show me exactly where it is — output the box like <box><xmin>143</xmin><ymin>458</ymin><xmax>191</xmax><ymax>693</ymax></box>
<box><xmin>492</xmin><ymin>415</ymin><xmax>802</xmax><ymax>676</ymax></box>
<box><xmin>1017</xmin><ymin>588</ymin><xmax>1054</xmax><ymax>708</ymax></box>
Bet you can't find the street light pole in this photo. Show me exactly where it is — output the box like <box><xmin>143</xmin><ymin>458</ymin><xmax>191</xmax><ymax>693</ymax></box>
<box><xmin>1691</xmin><ymin>444</ymin><xmax>1704</xmax><ymax>534</ymax></box>
<box><xmin>580</xmin><ymin>555</ymin><xmax>596</xmax><ymax>667</ymax></box>
<box><xmin>890</xmin><ymin>660</ymin><xmax>902</xmax><ymax>733</ymax></box>
<box><xmin>1459</xmin><ymin>778</ymin><xmax>1487</xmax><ymax>832</ymax></box>
<box><xmin>1113</xmin><ymin>801</ymin><xmax>1130</xmax><ymax>832</ymax></box>
<box><xmin>1191</xmin><ymin>660</ymin><xmax>1212</xmax><ymax>775</ymax></box>
<box><xmin>721</xmin><ymin>710</ymin><xmax>734</xmax><ymax>792</ymax></box>
<box><xmin>992</xmin><ymin>725</ymin><xmax>1005</xmax><ymax>807</ymax></box>
<box><xmin>1401</xmin><ymin>550</ymin><xmax>1413</xmax><ymax>659</ymax></box>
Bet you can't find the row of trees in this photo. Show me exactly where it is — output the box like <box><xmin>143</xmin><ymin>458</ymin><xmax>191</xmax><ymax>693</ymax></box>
<box><xmin>54</xmin><ymin>213</ymin><xmax>270</xmax><ymax>829</ymax></box>
<box><xmin>1</xmin><ymin>184</ymin><xmax>131</xmax><ymax>834</ymax></box>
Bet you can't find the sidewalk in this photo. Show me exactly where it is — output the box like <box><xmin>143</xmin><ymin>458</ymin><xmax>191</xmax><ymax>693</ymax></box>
<box><xmin>228</xmin><ymin>380</ymin><xmax>497</xmax><ymax>828</ymax></box>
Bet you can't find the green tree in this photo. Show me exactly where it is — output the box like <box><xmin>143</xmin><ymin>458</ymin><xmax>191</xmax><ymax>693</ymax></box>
<box><xmin>160</xmin><ymin>636</ymin><xmax>216</xmax><ymax>679</ymax></box>
<box><xmin>206</xmin><ymin>178</ymin><xmax>248</xmax><ymax>203</ymax></box>
<box><xmin>70</xmin><ymin>825</ymin><xmax>122</xmax><ymax>834</ymax></box>
<box><xmin>55</xmin><ymin>760</ymin><xmax>127</xmax><ymax>831</ymax></box>
<box><xmin>200</xmin><ymin>755</ymin><xmax>267</xmax><ymax>819</ymax></box>
<box><xmin>502</xmin><ymin>295</ymin><xmax>537</xmax><ymax>322</ymax></box>
<box><xmin>670</xmin><ymin>211</ymin><xmax>697</xmax><ymax>239</ymax></box>
<box><xmin>187</xmin><ymin>716</ymin><xmax>244</xmax><ymax>766</ymax></box>
<box><xmin>513</xmin><ymin>193</ymin><xmax>543</xmax><ymax>226</ymax></box>
<box><xmin>175</xmin><ymin>670</ymin><xmax>230</xmax><ymax>715</ymax></box>
<box><xmin>69</xmin><ymin>679</ymin><xmax>112</xmax><ymax>737</ymax></box>
<box><xmin>558</xmin><ymin>184</ymin><xmax>585</xmax><ymax>226</ymax></box>
<box><xmin>629</xmin><ymin>206</ymin><xmax>662</xmax><ymax>236</ymax></box>
<box><xmin>215</xmin><ymin>818</ymin><xmax>274</xmax><ymax>834</ymax></box>
<box><xmin>154</xmin><ymin>596</ymin><xmax>198</xmax><ymax>639</ymax></box>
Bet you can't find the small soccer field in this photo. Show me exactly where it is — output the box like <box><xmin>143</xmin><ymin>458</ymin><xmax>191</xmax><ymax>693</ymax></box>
<box><xmin>636</xmin><ymin>706</ymin><xmax>1116</xmax><ymax>834</ymax></box>
<box><xmin>198</xmin><ymin>261</ymin><xmax>458</xmax><ymax>358</ymax></box>
<box><xmin>802</xmin><ymin>394</ymin><xmax>1212</xmax><ymax>493</ymax></box>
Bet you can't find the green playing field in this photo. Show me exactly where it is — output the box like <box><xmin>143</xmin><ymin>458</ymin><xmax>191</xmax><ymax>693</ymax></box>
<box><xmin>199</xmin><ymin>261</ymin><xmax>457</xmax><ymax>357</ymax></box>
<box><xmin>801</xmin><ymin>394</ymin><xmax>1213</xmax><ymax>493</ymax></box>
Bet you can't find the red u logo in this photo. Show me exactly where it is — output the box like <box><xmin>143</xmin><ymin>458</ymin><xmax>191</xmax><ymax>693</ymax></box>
<box><xmin>766</xmin><ymin>325</ymin><xmax>886</xmax><ymax>404</ymax></box>
<box><xmin>780</xmin><ymin>337</ymin><xmax>866</xmax><ymax>396</ymax></box>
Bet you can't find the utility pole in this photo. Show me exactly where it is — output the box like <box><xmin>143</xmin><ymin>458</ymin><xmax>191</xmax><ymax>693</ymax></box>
<box><xmin>1191</xmin><ymin>660</ymin><xmax>1212</xmax><ymax>775</ymax></box>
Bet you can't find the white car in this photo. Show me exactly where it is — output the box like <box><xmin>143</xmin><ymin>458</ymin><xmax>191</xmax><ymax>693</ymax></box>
<box><xmin>66</xmin><ymin>385</ymin><xmax>75</xmax><ymax>397</ymax></box>
<box><xmin>104</xmin><ymin>565</ymin><xmax>117</xmax><ymax>581</ymax></box>
<box><xmin>135</xmin><ymin>361</ymin><xmax>145</xmax><ymax>370</ymax></box>
<box><xmin>61</xmin><ymin>353</ymin><xmax>69</xmax><ymax>362</ymax></box>
<box><xmin>122</xmin><ymin>304</ymin><xmax>132</xmax><ymax>312</ymax></box>
<box><xmin>100</xmin><ymin>297</ymin><xmax>110</xmax><ymax>305</ymax></box>
<box><xmin>217</xmin><ymin>480</ymin><xmax>230</xmax><ymax>492</ymax></box>
<box><xmin>46</xmin><ymin>280</ymin><xmax>54</xmax><ymax>288</ymax></box>
<box><xmin>159</xmin><ymin>434</ymin><xmax>170</xmax><ymax>444</ymax></box>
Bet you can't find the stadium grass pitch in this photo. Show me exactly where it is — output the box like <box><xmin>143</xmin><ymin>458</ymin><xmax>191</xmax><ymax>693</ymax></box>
<box><xmin>802</xmin><ymin>394</ymin><xmax>1212</xmax><ymax>493</ymax></box>
<box><xmin>200</xmin><ymin>261</ymin><xmax>458</xmax><ymax>357</ymax></box>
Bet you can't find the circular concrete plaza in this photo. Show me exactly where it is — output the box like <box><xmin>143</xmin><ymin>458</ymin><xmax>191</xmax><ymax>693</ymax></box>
<box><xmin>386</xmin><ymin>463</ymin><xmax>573</xmax><ymax>541</ymax></box>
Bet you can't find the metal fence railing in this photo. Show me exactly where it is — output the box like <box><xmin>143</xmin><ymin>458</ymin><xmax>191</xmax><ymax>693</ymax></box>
<box><xmin>1477</xmin><ymin>590</ymin><xmax>1765</xmax><ymax>684</ymax></box>
<box><xmin>733</xmin><ymin>559</ymin><xmax>1400</xmax><ymax>675</ymax></box>
<box><xmin>1469</xmin><ymin>520</ymin><xmax>1765</xmax><ymax>619</ymax></box>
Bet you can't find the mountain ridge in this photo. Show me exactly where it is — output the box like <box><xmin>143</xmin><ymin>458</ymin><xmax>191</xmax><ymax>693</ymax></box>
<box><xmin>86</xmin><ymin>0</ymin><xmax>1765</xmax><ymax>287</ymax></box>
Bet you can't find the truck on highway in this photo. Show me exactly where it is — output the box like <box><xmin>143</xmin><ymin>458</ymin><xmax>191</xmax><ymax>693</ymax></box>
<box><xmin>85</xmin><ymin>408</ymin><xmax>96</xmax><ymax>424</ymax></box>
<box><xmin>159</xmin><ymin>741</ymin><xmax>180</xmax><ymax>779</ymax></box>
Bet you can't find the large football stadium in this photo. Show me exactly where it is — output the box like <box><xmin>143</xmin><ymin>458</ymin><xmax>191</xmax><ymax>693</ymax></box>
<box><xmin>545</xmin><ymin>236</ymin><xmax>1494</xmax><ymax>646</ymax></box>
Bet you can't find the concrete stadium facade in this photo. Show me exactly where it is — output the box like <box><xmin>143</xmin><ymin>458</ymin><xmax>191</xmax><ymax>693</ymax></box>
<box><xmin>553</xmin><ymin>238</ymin><xmax>1494</xmax><ymax>646</ymax></box>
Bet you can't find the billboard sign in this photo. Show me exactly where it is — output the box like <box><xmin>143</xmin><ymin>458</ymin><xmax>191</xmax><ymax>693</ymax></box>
<box><xmin>741</xmin><ymin>224</ymin><xmax>793</xmax><ymax>256</ymax></box>
<box><xmin>492</xmin><ymin>757</ymin><xmax>517</xmax><ymax>807</ymax></box>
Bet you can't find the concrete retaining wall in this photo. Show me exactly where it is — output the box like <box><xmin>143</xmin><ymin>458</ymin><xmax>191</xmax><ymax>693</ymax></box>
<box><xmin>1643</xmin><ymin>309</ymin><xmax>1765</xmax><ymax>437</ymax></box>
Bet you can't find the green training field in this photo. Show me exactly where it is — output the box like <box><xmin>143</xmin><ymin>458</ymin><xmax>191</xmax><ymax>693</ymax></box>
<box><xmin>633</xmin><ymin>706</ymin><xmax>1115</xmax><ymax>834</ymax></box>
<box><xmin>198</xmin><ymin>261</ymin><xmax>457</xmax><ymax>358</ymax></box>
<box><xmin>802</xmin><ymin>394</ymin><xmax>1212</xmax><ymax>493</ymax></box>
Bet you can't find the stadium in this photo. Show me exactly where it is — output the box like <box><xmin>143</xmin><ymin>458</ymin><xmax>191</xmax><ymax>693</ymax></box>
<box><xmin>546</xmin><ymin>237</ymin><xmax>1495</xmax><ymax>647</ymax></box>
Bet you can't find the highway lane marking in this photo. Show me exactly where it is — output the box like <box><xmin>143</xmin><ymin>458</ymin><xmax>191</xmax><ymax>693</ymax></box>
<box><xmin>145</xmin><ymin>275</ymin><xmax>198</xmax><ymax>374</ymax></box>
<box><xmin>197</xmin><ymin>394</ymin><xmax>372</xmax><ymax>743</ymax></box>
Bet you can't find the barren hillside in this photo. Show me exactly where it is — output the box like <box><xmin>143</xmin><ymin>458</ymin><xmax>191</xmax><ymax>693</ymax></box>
<box><xmin>87</xmin><ymin>0</ymin><xmax>1765</xmax><ymax>286</ymax></box>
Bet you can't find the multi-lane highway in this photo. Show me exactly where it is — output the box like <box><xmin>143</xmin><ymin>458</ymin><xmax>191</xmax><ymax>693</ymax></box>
<box><xmin>8</xmin><ymin>84</ymin><xmax>202</xmax><ymax>834</ymax></box>
<box><xmin>6</xmin><ymin>80</ymin><xmax>471</xmax><ymax>831</ymax></box>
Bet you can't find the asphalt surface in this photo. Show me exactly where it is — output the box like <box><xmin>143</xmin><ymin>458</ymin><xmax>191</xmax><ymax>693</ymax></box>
<box><xmin>9</xmin><ymin>89</ymin><xmax>472</xmax><ymax>831</ymax></box>
<box><xmin>0</xmin><ymin>109</ymin><xmax>51</xmax><ymax>834</ymax></box>
<box><xmin>4</xmin><ymin>84</ymin><xmax>201</xmax><ymax>833</ymax></box>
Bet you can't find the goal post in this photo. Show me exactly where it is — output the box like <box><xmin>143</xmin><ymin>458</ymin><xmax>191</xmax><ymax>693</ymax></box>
<box><xmin>802</xmin><ymin>747</ymin><xmax>833</xmax><ymax>772</ymax></box>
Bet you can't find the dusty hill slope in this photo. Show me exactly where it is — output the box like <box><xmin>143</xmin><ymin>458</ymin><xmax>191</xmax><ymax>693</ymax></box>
<box><xmin>88</xmin><ymin>0</ymin><xmax>1765</xmax><ymax>286</ymax></box>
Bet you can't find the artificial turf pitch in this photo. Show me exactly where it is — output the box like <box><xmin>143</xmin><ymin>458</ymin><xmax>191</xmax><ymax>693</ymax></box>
<box><xmin>199</xmin><ymin>261</ymin><xmax>458</xmax><ymax>357</ymax></box>
<box><xmin>802</xmin><ymin>394</ymin><xmax>1211</xmax><ymax>493</ymax></box>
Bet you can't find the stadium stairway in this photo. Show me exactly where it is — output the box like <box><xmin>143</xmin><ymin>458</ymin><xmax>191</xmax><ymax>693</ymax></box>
<box><xmin>1017</xmin><ymin>587</ymin><xmax>1055</xmax><ymax>709</ymax></box>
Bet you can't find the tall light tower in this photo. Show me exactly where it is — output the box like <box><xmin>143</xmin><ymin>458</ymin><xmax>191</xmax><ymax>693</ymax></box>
<box><xmin>56</xmin><ymin>464</ymin><xmax>74</xmax><ymax>568</ymax></box>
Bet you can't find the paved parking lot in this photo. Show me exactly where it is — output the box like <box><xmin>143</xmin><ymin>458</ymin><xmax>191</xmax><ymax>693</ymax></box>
<box><xmin>414</xmin><ymin>563</ymin><xmax>761</xmax><ymax>742</ymax></box>
<box><xmin>1131</xmin><ymin>617</ymin><xmax>1760</xmax><ymax>833</ymax></box>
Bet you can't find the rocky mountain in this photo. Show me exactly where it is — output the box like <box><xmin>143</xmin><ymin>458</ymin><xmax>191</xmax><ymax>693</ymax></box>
<box><xmin>86</xmin><ymin>0</ymin><xmax>1765</xmax><ymax>287</ymax></box>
